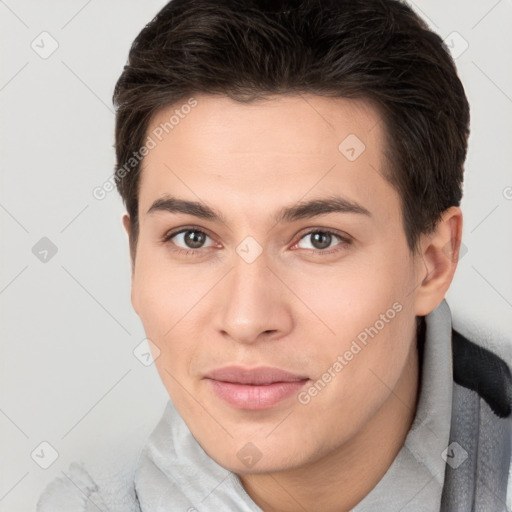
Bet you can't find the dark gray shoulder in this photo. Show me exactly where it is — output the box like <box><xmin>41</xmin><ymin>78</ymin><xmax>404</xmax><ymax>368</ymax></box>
<box><xmin>452</xmin><ymin>329</ymin><xmax>512</xmax><ymax>418</ymax></box>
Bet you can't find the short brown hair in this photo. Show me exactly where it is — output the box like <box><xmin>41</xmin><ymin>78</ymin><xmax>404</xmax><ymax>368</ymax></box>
<box><xmin>113</xmin><ymin>0</ymin><xmax>470</xmax><ymax>260</ymax></box>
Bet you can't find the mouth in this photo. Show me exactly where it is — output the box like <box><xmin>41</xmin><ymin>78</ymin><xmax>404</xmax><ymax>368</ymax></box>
<box><xmin>203</xmin><ymin>366</ymin><xmax>310</xmax><ymax>410</ymax></box>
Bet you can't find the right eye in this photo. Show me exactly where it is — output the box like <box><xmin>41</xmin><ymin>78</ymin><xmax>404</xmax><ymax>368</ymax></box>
<box><xmin>162</xmin><ymin>227</ymin><xmax>218</xmax><ymax>256</ymax></box>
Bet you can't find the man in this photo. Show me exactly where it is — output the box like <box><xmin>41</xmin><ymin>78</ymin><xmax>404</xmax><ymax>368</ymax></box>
<box><xmin>38</xmin><ymin>0</ymin><xmax>512</xmax><ymax>510</ymax></box>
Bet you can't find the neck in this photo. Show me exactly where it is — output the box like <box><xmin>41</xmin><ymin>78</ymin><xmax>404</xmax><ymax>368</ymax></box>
<box><xmin>238</xmin><ymin>340</ymin><xmax>420</xmax><ymax>512</ymax></box>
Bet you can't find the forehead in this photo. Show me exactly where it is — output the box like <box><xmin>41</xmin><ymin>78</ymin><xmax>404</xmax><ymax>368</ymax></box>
<box><xmin>146</xmin><ymin>93</ymin><xmax>384</xmax><ymax>158</ymax></box>
<box><xmin>137</xmin><ymin>93</ymin><xmax>398</xmax><ymax>228</ymax></box>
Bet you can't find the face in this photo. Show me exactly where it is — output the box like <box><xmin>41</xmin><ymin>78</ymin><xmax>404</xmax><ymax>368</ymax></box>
<box><xmin>129</xmin><ymin>93</ymin><xmax>425</xmax><ymax>474</ymax></box>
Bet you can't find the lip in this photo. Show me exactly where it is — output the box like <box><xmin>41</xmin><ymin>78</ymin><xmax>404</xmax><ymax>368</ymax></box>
<box><xmin>204</xmin><ymin>366</ymin><xmax>310</xmax><ymax>410</ymax></box>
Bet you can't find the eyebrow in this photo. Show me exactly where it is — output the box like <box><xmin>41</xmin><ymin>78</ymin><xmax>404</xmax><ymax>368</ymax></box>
<box><xmin>274</xmin><ymin>196</ymin><xmax>371</xmax><ymax>223</ymax></box>
<box><xmin>147</xmin><ymin>194</ymin><xmax>371</xmax><ymax>224</ymax></box>
<box><xmin>147</xmin><ymin>195</ymin><xmax>224</xmax><ymax>221</ymax></box>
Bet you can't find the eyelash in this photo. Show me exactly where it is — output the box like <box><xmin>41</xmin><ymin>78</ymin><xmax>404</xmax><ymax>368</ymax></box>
<box><xmin>161</xmin><ymin>225</ymin><xmax>352</xmax><ymax>258</ymax></box>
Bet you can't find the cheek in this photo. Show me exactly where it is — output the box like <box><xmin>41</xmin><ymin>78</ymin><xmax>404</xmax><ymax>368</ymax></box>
<box><xmin>131</xmin><ymin>245</ymin><xmax>223</xmax><ymax>389</ymax></box>
<box><xmin>132</xmin><ymin>255</ymin><xmax>202</xmax><ymax>403</ymax></box>
<box><xmin>287</xmin><ymin>247</ymin><xmax>417</xmax><ymax>400</ymax></box>
<box><xmin>286</xmin><ymin>246</ymin><xmax>415</xmax><ymax>341</ymax></box>
<box><xmin>133</xmin><ymin>244</ymin><xmax>201</xmax><ymax>335</ymax></box>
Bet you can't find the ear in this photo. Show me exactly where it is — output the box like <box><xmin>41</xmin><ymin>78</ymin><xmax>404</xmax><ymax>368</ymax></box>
<box><xmin>414</xmin><ymin>206</ymin><xmax>463</xmax><ymax>316</ymax></box>
<box><xmin>122</xmin><ymin>214</ymin><xmax>135</xmax><ymax>277</ymax></box>
<box><xmin>122</xmin><ymin>214</ymin><xmax>140</xmax><ymax>315</ymax></box>
<box><xmin>122</xmin><ymin>213</ymin><xmax>131</xmax><ymax>236</ymax></box>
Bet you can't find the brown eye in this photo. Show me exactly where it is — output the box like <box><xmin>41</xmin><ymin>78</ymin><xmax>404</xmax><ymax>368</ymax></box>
<box><xmin>297</xmin><ymin>230</ymin><xmax>340</xmax><ymax>251</ymax></box>
<box><xmin>181</xmin><ymin>230</ymin><xmax>207</xmax><ymax>249</ymax></box>
<box><xmin>309</xmin><ymin>231</ymin><xmax>332</xmax><ymax>250</ymax></box>
<box><xmin>164</xmin><ymin>228</ymin><xmax>215</xmax><ymax>253</ymax></box>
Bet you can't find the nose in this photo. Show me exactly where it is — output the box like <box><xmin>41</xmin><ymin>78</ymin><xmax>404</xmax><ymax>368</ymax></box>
<box><xmin>215</xmin><ymin>249</ymin><xmax>294</xmax><ymax>345</ymax></box>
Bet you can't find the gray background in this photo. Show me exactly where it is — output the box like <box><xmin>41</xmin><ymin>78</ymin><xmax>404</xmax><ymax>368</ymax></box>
<box><xmin>1</xmin><ymin>1</ymin><xmax>511</xmax><ymax>510</ymax></box>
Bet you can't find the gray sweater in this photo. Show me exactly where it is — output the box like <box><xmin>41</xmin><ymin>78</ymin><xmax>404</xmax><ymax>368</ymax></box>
<box><xmin>37</xmin><ymin>299</ymin><xmax>512</xmax><ymax>511</ymax></box>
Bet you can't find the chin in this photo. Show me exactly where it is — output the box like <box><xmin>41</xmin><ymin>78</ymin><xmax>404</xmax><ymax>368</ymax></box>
<box><xmin>203</xmin><ymin>439</ymin><xmax>312</xmax><ymax>476</ymax></box>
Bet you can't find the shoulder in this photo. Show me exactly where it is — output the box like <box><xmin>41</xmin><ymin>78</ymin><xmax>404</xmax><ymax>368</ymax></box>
<box><xmin>36</xmin><ymin>459</ymin><xmax>140</xmax><ymax>512</ymax></box>
<box><xmin>442</xmin><ymin>328</ymin><xmax>512</xmax><ymax>510</ymax></box>
<box><xmin>451</xmin><ymin>328</ymin><xmax>512</xmax><ymax>418</ymax></box>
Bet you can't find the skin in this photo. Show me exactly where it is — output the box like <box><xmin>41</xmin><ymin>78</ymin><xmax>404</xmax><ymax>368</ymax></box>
<box><xmin>123</xmin><ymin>93</ymin><xmax>462</xmax><ymax>512</ymax></box>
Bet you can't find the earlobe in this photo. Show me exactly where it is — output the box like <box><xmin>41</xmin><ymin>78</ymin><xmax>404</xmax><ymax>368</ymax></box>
<box><xmin>414</xmin><ymin>206</ymin><xmax>463</xmax><ymax>316</ymax></box>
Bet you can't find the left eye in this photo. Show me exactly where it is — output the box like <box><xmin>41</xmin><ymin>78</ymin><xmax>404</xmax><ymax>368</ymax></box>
<box><xmin>296</xmin><ymin>230</ymin><xmax>348</xmax><ymax>251</ymax></box>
